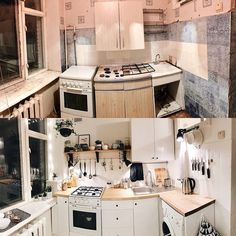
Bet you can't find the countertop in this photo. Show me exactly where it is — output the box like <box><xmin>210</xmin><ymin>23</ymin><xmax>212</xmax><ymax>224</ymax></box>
<box><xmin>0</xmin><ymin>70</ymin><xmax>60</xmax><ymax>113</ymax></box>
<box><xmin>94</xmin><ymin>62</ymin><xmax>182</xmax><ymax>83</ymax></box>
<box><xmin>53</xmin><ymin>187</ymin><xmax>78</xmax><ymax>197</ymax></box>
<box><xmin>0</xmin><ymin>198</ymin><xmax>56</xmax><ymax>236</ymax></box>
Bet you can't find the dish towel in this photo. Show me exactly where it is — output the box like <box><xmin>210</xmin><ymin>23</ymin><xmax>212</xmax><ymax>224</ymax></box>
<box><xmin>130</xmin><ymin>163</ymin><xmax>144</xmax><ymax>182</ymax></box>
<box><xmin>198</xmin><ymin>218</ymin><xmax>221</xmax><ymax>236</ymax></box>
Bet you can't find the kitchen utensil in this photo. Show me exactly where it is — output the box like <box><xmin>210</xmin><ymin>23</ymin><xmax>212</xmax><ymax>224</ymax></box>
<box><xmin>180</xmin><ymin>177</ymin><xmax>196</xmax><ymax>194</ymax></box>
<box><xmin>89</xmin><ymin>159</ymin><xmax>92</xmax><ymax>179</ymax></box>
<box><xmin>79</xmin><ymin>161</ymin><xmax>82</xmax><ymax>178</ymax></box>
<box><xmin>118</xmin><ymin>158</ymin><xmax>122</xmax><ymax>169</ymax></box>
<box><xmin>96</xmin><ymin>151</ymin><xmax>100</xmax><ymax>163</ymax></box>
<box><xmin>198</xmin><ymin>158</ymin><xmax>201</xmax><ymax>171</ymax></box>
<box><xmin>102</xmin><ymin>159</ymin><xmax>106</xmax><ymax>171</ymax></box>
<box><xmin>192</xmin><ymin>158</ymin><xmax>195</xmax><ymax>171</ymax></box>
<box><xmin>83</xmin><ymin>161</ymin><xmax>87</xmax><ymax>177</ymax></box>
<box><xmin>154</xmin><ymin>168</ymin><xmax>168</xmax><ymax>185</ymax></box>
<box><xmin>202</xmin><ymin>158</ymin><xmax>205</xmax><ymax>175</ymax></box>
<box><xmin>0</xmin><ymin>213</ymin><xmax>4</xmax><ymax>219</ymax></box>
<box><xmin>206</xmin><ymin>150</ymin><xmax>211</xmax><ymax>179</ymax></box>
<box><xmin>110</xmin><ymin>159</ymin><xmax>113</xmax><ymax>170</ymax></box>
<box><xmin>93</xmin><ymin>160</ymin><xmax>97</xmax><ymax>177</ymax></box>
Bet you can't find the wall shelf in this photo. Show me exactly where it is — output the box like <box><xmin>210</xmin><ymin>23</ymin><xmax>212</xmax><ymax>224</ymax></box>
<box><xmin>143</xmin><ymin>8</ymin><xmax>165</xmax><ymax>26</ymax></box>
<box><xmin>64</xmin><ymin>149</ymin><xmax>131</xmax><ymax>155</ymax></box>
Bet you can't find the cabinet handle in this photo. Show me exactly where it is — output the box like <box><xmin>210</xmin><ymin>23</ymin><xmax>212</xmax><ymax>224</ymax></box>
<box><xmin>116</xmin><ymin>217</ymin><xmax>119</xmax><ymax>220</ymax></box>
<box><xmin>116</xmin><ymin>204</ymin><xmax>118</xmax><ymax>207</ymax></box>
<box><xmin>135</xmin><ymin>203</ymin><xmax>137</xmax><ymax>206</ymax></box>
<box><xmin>152</xmin><ymin>157</ymin><xmax>155</xmax><ymax>160</ymax></box>
<box><xmin>156</xmin><ymin>157</ymin><xmax>159</xmax><ymax>159</ymax></box>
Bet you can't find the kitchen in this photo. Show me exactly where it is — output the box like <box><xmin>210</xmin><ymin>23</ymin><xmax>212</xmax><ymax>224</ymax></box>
<box><xmin>0</xmin><ymin>118</ymin><xmax>236</xmax><ymax>236</ymax></box>
<box><xmin>0</xmin><ymin>0</ymin><xmax>236</xmax><ymax>118</ymax></box>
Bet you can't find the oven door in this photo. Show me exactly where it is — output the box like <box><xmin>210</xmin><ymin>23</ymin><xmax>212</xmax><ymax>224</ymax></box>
<box><xmin>60</xmin><ymin>87</ymin><xmax>94</xmax><ymax>117</ymax></box>
<box><xmin>69</xmin><ymin>205</ymin><xmax>101</xmax><ymax>236</ymax></box>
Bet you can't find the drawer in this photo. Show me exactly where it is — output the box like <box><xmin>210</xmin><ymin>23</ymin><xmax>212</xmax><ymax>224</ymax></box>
<box><xmin>103</xmin><ymin>227</ymin><xmax>134</xmax><ymax>236</ymax></box>
<box><xmin>124</xmin><ymin>79</ymin><xmax>152</xmax><ymax>90</ymax></box>
<box><xmin>95</xmin><ymin>82</ymin><xmax>124</xmax><ymax>91</ymax></box>
<box><xmin>102</xmin><ymin>200</ymin><xmax>133</xmax><ymax>210</ymax></box>
<box><xmin>152</xmin><ymin>73</ymin><xmax>181</xmax><ymax>87</ymax></box>
<box><xmin>102</xmin><ymin>209</ymin><xmax>133</xmax><ymax>228</ymax></box>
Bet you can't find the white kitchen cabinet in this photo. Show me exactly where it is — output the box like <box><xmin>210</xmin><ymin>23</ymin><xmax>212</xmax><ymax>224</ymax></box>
<box><xmin>95</xmin><ymin>1</ymin><xmax>144</xmax><ymax>51</ymax></box>
<box><xmin>133</xmin><ymin>198</ymin><xmax>159</xmax><ymax>236</ymax></box>
<box><xmin>131</xmin><ymin>119</ymin><xmax>174</xmax><ymax>163</ymax></box>
<box><xmin>56</xmin><ymin>197</ymin><xmax>69</xmax><ymax>236</ymax></box>
<box><xmin>102</xmin><ymin>200</ymin><xmax>134</xmax><ymax>236</ymax></box>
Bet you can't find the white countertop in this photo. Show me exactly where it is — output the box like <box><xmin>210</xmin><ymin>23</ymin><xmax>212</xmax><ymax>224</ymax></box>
<box><xmin>0</xmin><ymin>70</ymin><xmax>60</xmax><ymax>113</ymax></box>
<box><xmin>60</xmin><ymin>65</ymin><xmax>98</xmax><ymax>81</ymax></box>
<box><xmin>0</xmin><ymin>199</ymin><xmax>56</xmax><ymax>236</ymax></box>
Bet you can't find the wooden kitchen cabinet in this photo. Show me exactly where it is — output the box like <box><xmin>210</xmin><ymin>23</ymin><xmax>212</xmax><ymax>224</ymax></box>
<box><xmin>125</xmin><ymin>87</ymin><xmax>154</xmax><ymax>118</ymax></box>
<box><xmin>131</xmin><ymin>119</ymin><xmax>174</xmax><ymax>163</ymax></box>
<box><xmin>95</xmin><ymin>90</ymin><xmax>125</xmax><ymax>118</ymax></box>
<box><xmin>133</xmin><ymin>198</ymin><xmax>159</xmax><ymax>236</ymax></box>
<box><xmin>95</xmin><ymin>1</ymin><xmax>144</xmax><ymax>51</ymax></box>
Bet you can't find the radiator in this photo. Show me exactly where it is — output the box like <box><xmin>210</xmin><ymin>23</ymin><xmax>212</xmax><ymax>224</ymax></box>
<box><xmin>10</xmin><ymin>94</ymin><xmax>43</xmax><ymax>118</ymax></box>
<box><xmin>15</xmin><ymin>218</ymin><xmax>46</xmax><ymax>236</ymax></box>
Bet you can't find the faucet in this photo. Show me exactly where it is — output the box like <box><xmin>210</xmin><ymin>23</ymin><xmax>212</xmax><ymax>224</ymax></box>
<box><xmin>146</xmin><ymin>170</ymin><xmax>154</xmax><ymax>188</ymax></box>
<box><xmin>154</xmin><ymin>54</ymin><xmax>161</xmax><ymax>65</ymax></box>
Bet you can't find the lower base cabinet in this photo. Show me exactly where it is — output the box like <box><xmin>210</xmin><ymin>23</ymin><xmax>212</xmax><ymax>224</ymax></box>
<box><xmin>102</xmin><ymin>198</ymin><xmax>159</xmax><ymax>236</ymax></box>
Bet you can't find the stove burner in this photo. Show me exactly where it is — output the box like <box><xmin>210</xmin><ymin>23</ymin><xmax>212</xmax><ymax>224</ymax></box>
<box><xmin>71</xmin><ymin>186</ymin><xmax>104</xmax><ymax>198</ymax></box>
<box><xmin>105</xmin><ymin>71</ymin><xmax>111</xmax><ymax>74</ymax></box>
<box><xmin>105</xmin><ymin>75</ymin><xmax>110</xmax><ymax>78</ymax></box>
<box><xmin>100</xmin><ymin>74</ymin><xmax>105</xmax><ymax>78</ymax></box>
<box><xmin>113</xmin><ymin>70</ymin><xmax>118</xmax><ymax>73</ymax></box>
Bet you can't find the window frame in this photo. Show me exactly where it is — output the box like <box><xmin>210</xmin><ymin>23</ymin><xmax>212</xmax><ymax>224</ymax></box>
<box><xmin>0</xmin><ymin>0</ymin><xmax>47</xmax><ymax>90</ymax></box>
<box><xmin>22</xmin><ymin>0</ymin><xmax>48</xmax><ymax>79</ymax></box>
<box><xmin>26</xmin><ymin>119</ymin><xmax>48</xmax><ymax>199</ymax></box>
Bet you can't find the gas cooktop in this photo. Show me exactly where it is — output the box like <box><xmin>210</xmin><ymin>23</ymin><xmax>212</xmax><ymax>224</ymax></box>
<box><xmin>95</xmin><ymin>63</ymin><xmax>155</xmax><ymax>80</ymax></box>
<box><xmin>71</xmin><ymin>186</ymin><xmax>104</xmax><ymax>198</ymax></box>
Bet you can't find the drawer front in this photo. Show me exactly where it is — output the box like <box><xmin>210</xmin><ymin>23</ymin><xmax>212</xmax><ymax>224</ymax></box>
<box><xmin>103</xmin><ymin>227</ymin><xmax>134</xmax><ymax>236</ymax></box>
<box><xmin>152</xmin><ymin>73</ymin><xmax>181</xmax><ymax>87</ymax></box>
<box><xmin>95</xmin><ymin>82</ymin><xmax>124</xmax><ymax>91</ymax></box>
<box><xmin>102</xmin><ymin>200</ymin><xmax>133</xmax><ymax>210</ymax></box>
<box><xmin>124</xmin><ymin>79</ymin><xmax>152</xmax><ymax>90</ymax></box>
<box><xmin>102</xmin><ymin>209</ymin><xmax>133</xmax><ymax>228</ymax></box>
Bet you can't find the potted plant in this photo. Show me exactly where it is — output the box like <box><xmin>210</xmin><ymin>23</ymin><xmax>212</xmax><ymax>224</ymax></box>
<box><xmin>54</xmin><ymin>120</ymin><xmax>77</xmax><ymax>137</ymax></box>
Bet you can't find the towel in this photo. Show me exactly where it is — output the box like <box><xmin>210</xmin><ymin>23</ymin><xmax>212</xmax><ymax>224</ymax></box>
<box><xmin>130</xmin><ymin>163</ymin><xmax>144</xmax><ymax>182</ymax></box>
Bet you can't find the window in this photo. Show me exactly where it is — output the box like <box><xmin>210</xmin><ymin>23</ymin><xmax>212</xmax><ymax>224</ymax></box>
<box><xmin>28</xmin><ymin>119</ymin><xmax>47</xmax><ymax>198</ymax></box>
<box><xmin>0</xmin><ymin>0</ymin><xmax>46</xmax><ymax>88</ymax></box>
<box><xmin>0</xmin><ymin>119</ymin><xmax>22</xmax><ymax>209</ymax></box>
<box><xmin>0</xmin><ymin>0</ymin><xmax>21</xmax><ymax>86</ymax></box>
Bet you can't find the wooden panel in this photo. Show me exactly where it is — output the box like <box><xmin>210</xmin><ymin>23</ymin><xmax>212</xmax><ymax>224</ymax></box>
<box><xmin>125</xmin><ymin>87</ymin><xmax>154</xmax><ymax>118</ymax></box>
<box><xmin>95</xmin><ymin>82</ymin><xmax>124</xmax><ymax>91</ymax></box>
<box><xmin>96</xmin><ymin>91</ymin><xmax>125</xmax><ymax>118</ymax></box>
<box><xmin>124</xmin><ymin>79</ymin><xmax>152</xmax><ymax>90</ymax></box>
<box><xmin>119</xmin><ymin>1</ymin><xmax>145</xmax><ymax>50</ymax></box>
<box><xmin>95</xmin><ymin>1</ymin><xmax>120</xmax><ymax>51</ymax></box>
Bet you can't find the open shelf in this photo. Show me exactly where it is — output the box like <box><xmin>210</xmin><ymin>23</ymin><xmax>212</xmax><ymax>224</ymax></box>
<box><xmin>143</xmin><ymin>8</ymin><xmax>165</xmax><ymax>26</ymax></box>
<box><xmin>64</xmin><ymin>149</ymin><xmax>131</xmax><ymax>155</ymax></box>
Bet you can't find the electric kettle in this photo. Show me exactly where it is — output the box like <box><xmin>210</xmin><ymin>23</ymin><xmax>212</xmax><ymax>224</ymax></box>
<box><xmin>181</xmin><ymin>177</ymin><xmax>196</xmax><ymax>194</ymax></box>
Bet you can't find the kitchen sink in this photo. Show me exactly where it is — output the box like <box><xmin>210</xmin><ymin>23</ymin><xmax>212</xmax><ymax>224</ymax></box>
<box><xmin>132</xmin><ymin>186</ymin><xmax>153</xmax><ymax>195</ymax></box>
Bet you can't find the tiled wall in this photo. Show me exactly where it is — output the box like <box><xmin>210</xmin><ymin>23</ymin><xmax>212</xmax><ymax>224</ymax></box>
<box><xmin>170</xmin><ymin>13</ymin><xmax>231</xmax><ymax>117</ymax></box>
<box><xmin>229</xmin><ymin>13</ymin><xmax>236</xmax><ymax>117</ymax></box>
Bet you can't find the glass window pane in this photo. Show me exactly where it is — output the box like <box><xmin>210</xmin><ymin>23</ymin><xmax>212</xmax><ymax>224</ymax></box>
<box><xmin>25</xmin><ymin>15</ymin><xmax>44</xmax><ymax>74</ymax></box>
<box><xmin>0</xmin><ymin>0</ymin><xmax>20</xmax><ymax>86</ymax></box>
<box><xmin>28</xmin><ymin>119</ymin><xmax>46</xmax><ymax>134</ymax></box>
<box><xmin>29</xmin><ymin>137</ymin><xmax>46</xmax><ymax>197</ymax></box>
<box><xmin>25</xmin><ymin>0</ymin><xmax>42</xmax><ymax>11</ymax></box>
<box><xmin>0</xmin><ymin>119</ymin><xmax>22</xmax><ymax>209</ymax></box>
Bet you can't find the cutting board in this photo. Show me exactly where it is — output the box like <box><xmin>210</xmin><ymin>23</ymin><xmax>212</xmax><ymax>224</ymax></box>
<box><xmin>154</xmin><ymin>168</ymin><xmax>168</xmax><ymax>186</ymax></box>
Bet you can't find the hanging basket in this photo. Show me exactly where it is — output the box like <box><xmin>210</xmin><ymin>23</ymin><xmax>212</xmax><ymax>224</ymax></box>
<box><xmin>198</xmin><ymin>217</ymin><xmax>221</xmax><ymax>236</ymax></box>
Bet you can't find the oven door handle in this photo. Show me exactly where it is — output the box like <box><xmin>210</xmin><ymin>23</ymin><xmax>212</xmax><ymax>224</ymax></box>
<box><xmin>66</xmin><ymin>87</ymin><xmax>84</xmax><ymax>93</ymax></box>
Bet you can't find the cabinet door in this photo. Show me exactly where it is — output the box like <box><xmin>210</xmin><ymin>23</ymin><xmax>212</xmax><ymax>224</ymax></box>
<box><xmin>96</xmin><ymin>91</ymin><xmax>125</xmax><ymax>118</ymax></box>
<box><xmin>133</xmin><ymin>198</ymin><xmax>159</xmax><ymax>236</ymax></box>
<box><xmin>125</xmin><ymin>87</ymin><xmax>154</xmax><ymax>118</ymax></box>
<box><xmin>119</xmin><ymin>1</ymin><xmax>145</xmax><ymax>50</ymax></box>
<box><xmin>57</xmin><ymin>197</ymin><xmax>69</xmax><ymax>236</ymax></box>
<box><xmin>154</xmin><ymin>119</ymin><xmax>174</xmax><ymax>161</ymax></box>
<box><xmin>131</xmin><ymin>119</ymin><xmax>155</xmax><ymax>163</ymax></box>
<box><xmin>95</xmin><ymin>1</ymin><xmax>120</xmax><ymax>51</ymax></box>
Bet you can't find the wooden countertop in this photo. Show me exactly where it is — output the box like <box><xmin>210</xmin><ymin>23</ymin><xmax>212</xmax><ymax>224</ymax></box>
<box><xmin>53</xmin><ymin>187</ymin><xmax>77</xmax><ymax>197</ymax></box>
<box><xmin>159</xmin><ymin>190</ymin><xmax>215</xmax><ymax>216</ymax></box>
<box><xmin>53</xmin><ymin>187</ymin><xmax>215</xmax><ymax>217</ymax></box>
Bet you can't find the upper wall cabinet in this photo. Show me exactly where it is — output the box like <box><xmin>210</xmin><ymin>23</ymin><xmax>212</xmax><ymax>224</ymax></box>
<box><xmin>131</xmin><ymin>119</ymin><xmax>175</xmax><ymax>163</ymax></box>
<box><xmin>95</xmin><ymin>1</ymin><xmax>145</xmax><ymax>51</ymax></box>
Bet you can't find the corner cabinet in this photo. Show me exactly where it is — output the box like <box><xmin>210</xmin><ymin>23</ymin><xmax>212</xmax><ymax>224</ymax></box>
<box><xmin>131</xmin><ymin>119</ymin><xmax>175</xmax><ymax>163</ymax></box>
<box><xmin>95</xmin><ymin>1</ymin><xmax>144</xmax><ymax>51</ymax></box>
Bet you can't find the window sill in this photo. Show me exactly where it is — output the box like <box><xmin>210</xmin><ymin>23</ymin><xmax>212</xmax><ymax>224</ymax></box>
<box><xmin>0</xmin><ymin>70</ymin><xmax>61</xmax><ymax>114</ymax></box>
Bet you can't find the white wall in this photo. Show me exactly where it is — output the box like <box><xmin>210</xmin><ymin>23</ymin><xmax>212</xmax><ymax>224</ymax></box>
<box><xmin>168</xmin><ymin>118</ymin><xmax>232</xmax><ymax>236</ymax></box>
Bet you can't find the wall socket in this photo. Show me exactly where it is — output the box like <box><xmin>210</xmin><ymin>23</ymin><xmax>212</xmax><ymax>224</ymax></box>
<box><xmin>218</xmin><ymin>130</ymin><xmax>225</xmax><ymax>139</ymax></box>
